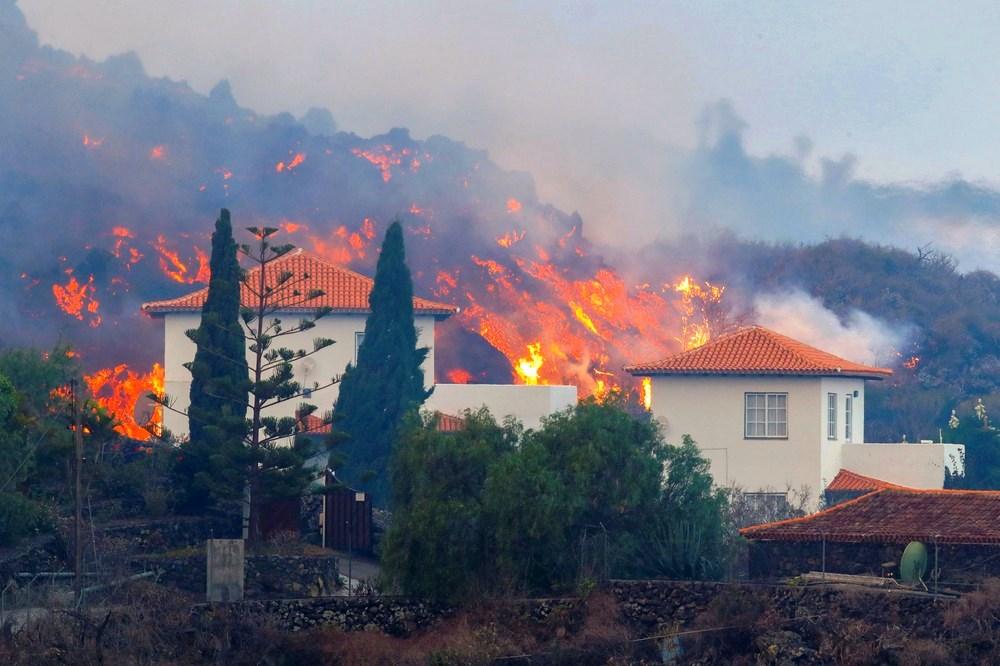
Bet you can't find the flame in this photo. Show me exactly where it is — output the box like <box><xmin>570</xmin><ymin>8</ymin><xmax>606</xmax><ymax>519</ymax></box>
<box><xmin>52</xmin><ymin>271</ymin><xmax>101</xmax><ymax>327</ymax></box>
<box><xmin>307</xmin><ymin>219</ymin><xmax>378</xmax><ymax>264</ymax></box>
<box><xmin>275</xmin><ymin>152</ymin><xmax>306</xmax><ymax>173</ymax></box>
<box><xmin>672</xmin><ymin>275</ymin><xmax>724</xmax><ymax>350</ymax></box>
<box><xmin>110</xmin><ymin>226</ymin><xmax>143</xmax><ymax>265</ymax></box>
<box><xmin>153</xmin><ymin>235</ymin><xmax>209</xmax><ymax>284</ymax></box>
<box><xmin>903</xmin><ymin>355</ymin><xmax>920</xmax><ymax>369</ymax></box>
<box><xmin>149</xmin><ymin>145</ymin><xmax>167</xmax><ymax>160</ymax></box>
<box><xmin>459</xmin><ymin>244</ymin><xmax>727</xmax><ymax>396</ymax></box>
<box><xmin>514</xmin><ymin>342</ymin><xmax>544</xmax><ymax>385</ymax></box>
<box><xmin>506</xmin><ymin>198</ymin><xmax>522</xmax><ymax>213</ymax></box>
<box><xmin>497</xmin><ymin>230</ymin><xmax>526</xmax><ymax>248</ymax></box>
<box><xmin>82</xmin><ymin>134</ymin><xmax>103</xmax><ymax>148</ymax></box>
<box><xmin>280</xmin><ymin>219</ymin><xmax>308</xmax><ymax>234</ymax></box>
<box><xmin>641</xmin><ymin>377</ymin><xmax>652</xmax><ymax>411</ymax></box>
<box><xmin>83</xmin><ymin>363</ymin><xmax>164</xmax><ymax>441</ymax></box>
<box><xmin>446</xmin><ymin>368</ymin><xmax>472</xmax><ymax>384</ymax></box>
<box><xmin>350</xmin><ymin>144</ymin><xmax>420</xmax><ymax>182</ymax></box>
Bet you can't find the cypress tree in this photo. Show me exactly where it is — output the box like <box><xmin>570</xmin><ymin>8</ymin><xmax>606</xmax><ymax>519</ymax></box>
<box><xmin>332</xmin><ymin>221</ymin><xmax>431</xmax><ymax>504</ymax></box>
<box><xmin>175</xmin><ymin>209</ymin><xmax>249</xmax><ymax>513</ymax></box>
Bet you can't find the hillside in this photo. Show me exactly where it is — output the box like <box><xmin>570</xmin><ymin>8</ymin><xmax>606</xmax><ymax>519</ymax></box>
<box><xmin>0</xmin><ymin>0</ymin><xmax>997</xmax><ymax>441</ymax></box>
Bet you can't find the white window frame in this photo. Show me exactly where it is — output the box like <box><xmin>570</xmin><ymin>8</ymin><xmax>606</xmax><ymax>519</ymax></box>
<box><xmin>354</xmin><ymin>332</ymin><xmax>365</xmax><ymax>365</ymax></box>
<box><xmin>845</xmin><ymin>395</ymin><xmax>853</xmax><ymax>442</ymax></box>
<box><xmin>744</xmin><ymin>392</ymin><xmax>788</xmax><ymax>439</ymax></box>
<box><xmin>827</xmin><ymin>393</ymin><xmax>838</xmax><ymax>440</ymax></box>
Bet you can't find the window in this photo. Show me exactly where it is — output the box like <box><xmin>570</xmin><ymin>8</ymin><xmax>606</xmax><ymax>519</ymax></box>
<box><xmin>354</xmin><ymin>332</ymin><xmax>365</xmax><ymax>364</ymax></box>
<box><xmin>745</xmin><ymin>392</ymin><xmax>788</xmax><ymax>438</ymax></box>
<box><xmin>845</xmin><ymin>396</ymin><xmax>853</xmax><ymax>441</ymax></box>
<box><xmin>827</xmin><ymin>393</ymin><xmax>838</xmax><ymax>440</ymax></box>
<box><xmin>743</xmin><ymin>492</ymin><xmax>790</xmax><ymax>518</ymax></box>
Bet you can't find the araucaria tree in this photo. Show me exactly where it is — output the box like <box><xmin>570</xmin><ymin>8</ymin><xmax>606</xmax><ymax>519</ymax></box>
<box><xmin>174</xmin><ymin>209</ymin><xmax>250</xmax><ymax>512</ymax></box>
<box><xmin>161</xmin><ymin>212</ymin><xmax>338</xmax><ymax>543</ymax></box>
<box><xmin>238</xmin><ymin>226</ymin><xmax>337</xmax><ymax>543</ymax></box>
<box><xmin>332</xmin><ymin>221</ymin><xmax>431</xmax><ymax>503</ymax></box>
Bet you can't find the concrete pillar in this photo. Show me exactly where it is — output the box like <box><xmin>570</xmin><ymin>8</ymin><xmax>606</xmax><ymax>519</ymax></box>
<box><xmin>206</xmin><ymin>538</ymin><xmax>245</xmax><ymax>602</ymax></box>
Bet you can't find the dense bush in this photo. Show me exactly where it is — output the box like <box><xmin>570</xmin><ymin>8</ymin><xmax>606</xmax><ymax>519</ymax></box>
<box><xmin>381</xmin><ymin>399</ymin><xmax>728</xmax><ymax>601</ymax></box>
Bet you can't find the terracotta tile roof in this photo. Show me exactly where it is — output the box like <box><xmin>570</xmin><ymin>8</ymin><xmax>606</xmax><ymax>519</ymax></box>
<box><xmin>434</xmin><ymin>412</ymin><xmax>466</xmax><ymax>432</ymax></box>
<box><xmin>141</xmin><ymin>249</ymin><xmax>457</xmax><ymax>317</ymax></box>
<box><xmin>825</xmin><ymin>469</ymin><xmax>909</xmax><ymax>493</ymax></box>
<box><xmin>741</xmin><ymin>488</ymin><xmax>1000</xmax><ymax>545</ymax></box>
<box><xmin>298</xmin><ymin>413</ymin><xmax>332</xmax><ymax>435</ymax></box>
<box><xmin>296</xmin><ymin>410</ymin><xmax>465</xmax><ymax>434</ymax></box>
<box><xmin>625</xmin><ymin>326</ymin><xmax>892</xmax><ymax>379</ymax></box>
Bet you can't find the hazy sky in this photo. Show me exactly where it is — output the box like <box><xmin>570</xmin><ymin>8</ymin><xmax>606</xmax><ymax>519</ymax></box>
<box><xmin>17</xmin><ymin>0</ymin><xmax>1000</xmax><ymax>251</ymax></box>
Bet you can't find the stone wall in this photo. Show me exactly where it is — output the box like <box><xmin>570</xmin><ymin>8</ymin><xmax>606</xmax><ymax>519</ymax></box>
<box><xmin>747</xmin><ymin>540</ymin><xmax>1000</xmax><ymax>583</ymax></box>
<box><xmin>137</xmin><ymin>553</ymin><xmax>340</xmax><ymax>599</ymax></box>
<box><xmin>195</xmin><ymin>596</ymin><xmax>452</xmax><ymax>636</ymax></box>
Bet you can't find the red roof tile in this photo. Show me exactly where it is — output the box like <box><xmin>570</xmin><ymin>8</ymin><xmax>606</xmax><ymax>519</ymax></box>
<box><xmin>625</xmin><ymin>326</ymin><xmax>892</xmax><ymax>379</ymax></box>
<box><xmin>296</xmin><ymin>411</ymin><xmax>465</xmax><ymax>435</ymax></box>
<box><xmin>825</xmin><ymin>469</ymin><xmax>909</xmax><ymax>493</ymax></box>
<box><xmin>741</xmin><ymin>488</ymin><xmax>1000</xmax><ymax>545</ymax></box>
<box><xmin>141</xmin><ymin>249</ymin><xmax>457</xmax><ymax>317</ymax></box>
<box><xmin>297</xmin><ymin>413</ymin><xmax>332</xmax><ymax>435</ymax></box>
<box><xmin>434</xmin><ymin>412</ymin><xmax>466</xmax><ymax>432</ymax></box>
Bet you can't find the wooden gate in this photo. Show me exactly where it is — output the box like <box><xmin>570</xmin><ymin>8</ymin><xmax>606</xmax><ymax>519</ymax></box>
<box><xmin>324</xmin><ymin>473</ymin><xmax>373</xmax><ymax>554</ymax></box>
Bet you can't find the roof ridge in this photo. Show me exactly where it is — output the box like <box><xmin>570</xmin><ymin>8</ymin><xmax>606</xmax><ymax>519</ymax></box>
<box><xmin>141</xmin><ymin>248</ymin><xmax>457</xmax><ymax>316</ymax></box>
<box><xmin>740</xmin><ymin>488</ymin><xmax>886</xmax><ymax>537</ymax></box>
<box><xmin>625</xmin><ymin>324</ymin><xmax>892</xmax><ymax>378</ymax></box>
<box><xmin>827</xmin><ymin>468</ymin><xmax>911</xmax><ymax>491</ymax></box>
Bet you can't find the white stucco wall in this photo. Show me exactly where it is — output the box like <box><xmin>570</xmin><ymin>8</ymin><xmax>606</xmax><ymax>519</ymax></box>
<box><xmin>425</xmin><ymin>383</ymin><xmax>578</xmax><ymax>430</ymax></box>
<box><xmin>649</xmin><ymin>375</ymin><xmax>825</xmax><ymax>496</ymax></box>
<box><xmin>818</xmin><ymin>377</ymin><xmax>866</xmax><ymax>491</ymax></box>
<box><xmin>841</xmin><ymin>443</ymin><xmax>965</xmax><ymax>488</ymax></box>
<box><xmin>161</xmin><ymin>311</ymin><xmax>437</xmax><ymax>439</ymax></box>
<box><xmin>647</xmin><ymin>373</ymin><xmax>957</xmax><ymax>501</ymax></box>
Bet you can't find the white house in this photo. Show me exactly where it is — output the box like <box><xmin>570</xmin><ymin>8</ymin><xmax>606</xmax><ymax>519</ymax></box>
<box><xmin>142</xmin><ymin>249</ymin><xmax>575</xmax><ymax>439</ymax></box>
<box><xmin>626</xmin><ymin>326</ymin><xmax>963</xmax><ymax>506</ymax></box>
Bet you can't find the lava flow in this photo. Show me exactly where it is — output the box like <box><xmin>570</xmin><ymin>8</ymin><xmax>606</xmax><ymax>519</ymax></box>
<box><xmin>83</xmin><ymin>363</ymin><xmax>165</xmax><ymax>441</ymax></box>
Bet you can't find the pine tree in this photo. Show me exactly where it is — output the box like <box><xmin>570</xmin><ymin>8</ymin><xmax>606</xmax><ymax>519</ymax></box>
<box><xmin>175</xmin><ymin>209</ymin><xmax>249</xmax><ymax>512</ymax></box>
<box><xmin>332</xmin><ymin>221</ymin><xmax>431</xmax><ymax>504</ymax></box>
<box><xmin>238</xmin><ymin>227</ymin><xmax>336</xmax><ymax>544</ymax></box>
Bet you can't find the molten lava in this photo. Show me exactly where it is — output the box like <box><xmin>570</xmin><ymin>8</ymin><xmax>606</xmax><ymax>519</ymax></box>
<box><xmin>350</xmin><ymin>144</ymin><xmax>421</xmax><ymax>182</ymax></box>
<box><xmin>52</xmin><ymin>271</ymin><xmax>101</xmax><ymax>327</ymax></box>
<box><xmin>153</xmin><ymin>236</ymin><xmax>210</xmax><ymax>284</ymax></box>
<box><xmin>83</xmin><ymin>363</ymin><xmax>165</xmax><ymax>441</ymax></box>
<box><xmin>446</xmin><ymin>368</ymin><xmax>472</xmax><ymax>384</ymax></box>
<box><xmin>275</xmin><ymin>152</ymin><xmax>306</xmax><ymax>173</ymax></box>
<box><xmin>514</xmin><ymin>342</ymin><xmax>544</xmax><ymax>385</ymax></box>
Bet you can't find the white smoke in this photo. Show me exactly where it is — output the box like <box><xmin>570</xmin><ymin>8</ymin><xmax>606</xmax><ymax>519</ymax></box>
<box><xmin>753</xmin><ymin>290</ymin><xmax>913</xmax><ymax>367</ymax></box>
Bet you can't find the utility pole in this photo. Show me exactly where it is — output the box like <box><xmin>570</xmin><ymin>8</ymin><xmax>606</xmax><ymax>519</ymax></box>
<box><xmin>71</xmin><ymin>380</ymin><xmax>83</xmax><ymax>594</ymax></box>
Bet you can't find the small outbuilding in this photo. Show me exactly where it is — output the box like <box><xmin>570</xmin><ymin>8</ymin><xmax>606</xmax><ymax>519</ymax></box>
<box><xmin>741</xmin><ymin>484</ymin><xmax>1000</xmax><ymax>584</ymax></box>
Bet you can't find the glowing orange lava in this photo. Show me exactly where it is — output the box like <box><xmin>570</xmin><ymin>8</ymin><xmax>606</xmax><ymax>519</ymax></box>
<box><xmin>446</xmin><ymin>368</ymin><xmax>472</xmax><ymax>384</ymax></box>
<box><xmin>275</xmin><ymin>152</ymin><xmax>306</xmax><ymax>173</ymax></box>
<box><xmin>496</xmin><ymin>230</ymin><xmax>526</xmax><ymax>248</ymax></box>
<box><xmin>514</xmin><ymin>342</ymin><xmax>544</xmax><ymax>385</ymax></box>
<box><xmin>52</xmin><ymin>270</ymin><xmax>101</xmax><ymax>327</ymax></box>
<box><xmin>83</xmin><ymin>363</ymin><xmax>164</xmax><ymax>441</ymax></box>
<box><xmin>153</xmin><ymin>236</ymin><xmax>209</xmax><ymax>284</ymax></box>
